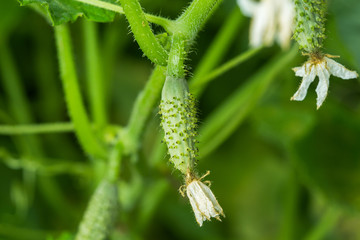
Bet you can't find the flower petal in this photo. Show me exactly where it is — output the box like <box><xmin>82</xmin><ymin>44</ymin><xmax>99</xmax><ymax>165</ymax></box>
<box><xmin>291</xmin><ymin>64</ymin><xmax>316</xmax><ymax>101</ymax></box>
<box><xmin>186</xmin><ymin>180</ymin><xmax>224</xmax><ymax>226</ymax></box>
<box><xmin>237</xmin><ymin>0</ymin><xmax>258</xmax><ymax>17</ymax></box>
<box><xmin>187</xmin><ymin>189</ymin><xmax>204</xmax><ymax>226</ymax></box>
<box><xmin>188</xmin><ymin>181</ymin><xmax>211</xmax><ymax>219</ymax></box>
<box><xmin>293</xmin><ymin>65</ymin><xmax>305</xmax><ymax>77</ymax></box>
<box><xmin>315</xmin><ymin>62</ymin><xmax>331</xmax><ymax>109</ymax></box>
<box><xmin>325</xmin><ymin>57</ymin><xmax>358</xmax><ymax>80</ymax></box>
<box><xmin>198</xmin><ymin>181</ymin><xmax>224</xmax><ymax>218</ymax></box>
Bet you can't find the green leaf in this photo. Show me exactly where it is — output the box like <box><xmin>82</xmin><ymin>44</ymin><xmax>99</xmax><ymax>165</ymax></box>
<box><xmin>18</xmin><ymin>0</ymin><xmax>119</xmax><ymax>25</ymax></box>
<box><xmin>294</xmin><ymin>104</ymin><xmax>360</xmax><ymax>210</ymax></box>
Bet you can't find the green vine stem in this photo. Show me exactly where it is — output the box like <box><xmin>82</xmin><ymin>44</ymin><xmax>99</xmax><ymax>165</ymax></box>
<box><xmin>122</xmin><ymin>66</ymin><xmax>166</xmax><ymax>155</ymax></box>
<box><xmin>55</xmin><ymin>24</ymin><xmax>107</xmax><ymax>159</ymax></box>
<box><xmin>190</xmin><ymin>47</ymin><xmax>262</xmax><ymax>94</ymax></box>
<box><xmin>0</xmin><ymin>154</ymin><xmax>91</xmax><ymax>177</ymax></box>
<box><xmin>83</xmin><ymin>20</ymin><xmax>107</xmax><ymax>126</ymax></box>
<box><xmin>118</xmin><ymin>0</ymin><xmax>168</xmax><ymax>66</ymax></box>
<box><xmin>175</xmin><ymin>0</ymin><xmax>223</xmax><ymax>41</ymax></box>
<box><xmin>0</xmin><ymin>122</ymin><xmax>74</xmax><ymax>135</ymax></box>
<box><xmin>167</xmin><ymin>35</ymin><xmax>186</xmax><ymax>78</ymax></box>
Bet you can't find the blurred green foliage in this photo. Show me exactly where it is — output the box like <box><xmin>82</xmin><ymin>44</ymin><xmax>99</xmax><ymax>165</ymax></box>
<box><xmin>1</xmin><ymin>0</ymin><xmax>360</xmax><ymax>239</ymax></box>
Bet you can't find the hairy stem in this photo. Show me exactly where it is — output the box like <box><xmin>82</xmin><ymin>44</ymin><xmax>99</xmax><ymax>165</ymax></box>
<box><xmin>55</xmin><ymin>24</ymin><xmax>107</xmax><ymax>159</ymax></box>
<box><xmin>118</xmin><ymin>0</ymin><xmax>168</xmax><ymax>65</ymax></box>
<box><xmin>175</xmin><ymin>0</ymin><xmax>223</xmax><ymax>41</ymax></box>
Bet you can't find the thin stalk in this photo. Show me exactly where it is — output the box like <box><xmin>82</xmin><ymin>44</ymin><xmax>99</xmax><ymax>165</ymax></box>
<box><xmin>118</xmin><ymin>0</ymin><xmax>168</xmax><ymax>66</ymax></box>
<box><xmin>303</xmin><ymin>207</ymin><xmax>341</xmax><ymax>240</ymax></box>
<box><xmin>191</xmin><ymin>47</ymin><xmax>262</xmax><ymax>94</ymax></box>
<box><xmin>55</xmin><ymin>24</ymin><xmax>107</xmax><ymax>159</ymax></box>
<box><xmin>83</xmin><ymin>20</ymin><xmax>107</xmax><ymax>126</ymax></box>
<box><xmin>123</xmin><ymin>66</ymin><xmax>166</xmax><ymax>154</ymax></box>
<box><xmin>0</xmin><ymin>156</ymin><xmax>91</xmax><ymax>176</ymax></box>
<box><xmin>0</xmin><ymin>122</ymin><xmax>74</xmax><ymax>135</ymax></box>
<box><xmin>175</xmin><ymin>0</ymin><xmax>223</xmax><ymax>40</ymax></box>
<box><xmin>190</xmin><ymin>8</ymin><xmax>244</xmax><ymax>95</ymax></box>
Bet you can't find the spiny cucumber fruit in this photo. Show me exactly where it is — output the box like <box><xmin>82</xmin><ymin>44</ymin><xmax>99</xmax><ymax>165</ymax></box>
<box><xmin>75</xmin><ymin>180</ymin><xmax>118</xmax><ymax>240</ymax></box>
<box><xmin>293</xmin><ymin>0</ymin><xmax>327</xmax><ymax>53</ymax></box>
<box><xmin>159</xmin><ymin>76</ymin><xmax>198</xmax><ymax>175</ymax></box>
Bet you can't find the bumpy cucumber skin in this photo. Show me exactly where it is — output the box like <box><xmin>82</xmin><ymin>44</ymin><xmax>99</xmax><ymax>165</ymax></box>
<box><xmin>159</xmin><ymin>76</ymin><xmax>198</xmax><ymax>175</ymax></box>
<box><xmin>75</xmin><ymin>180</ymin><xmax>118</xmax><ymax>240</ymax></box>
<box><xmin>293</xmin><ymin>0</ymin><xmax>327</xmax><ymax>53</ymax></box>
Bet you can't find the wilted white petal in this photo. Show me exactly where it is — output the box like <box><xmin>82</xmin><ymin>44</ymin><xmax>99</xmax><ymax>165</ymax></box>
<box><xmin>291</xmin><ymin>65</ymin><xmax>316</xmax><ymax>101</ymax></box>
<box><xmin>198</xmin><ymin>182</ymin><xmax>224</xmax><ymax>215</ymax></box>
<box><xmin>188</xmin><ymin>192</ymin><xmax>206</xmax><ymax>226</ymax></box>
<box><xmin>237</xmin><ymin>0</ymin><xmax>258</xmax><ymax>17</ymax></box>
<box><xmin>325</xmin><ymin>57</ymin><xmax>358</xmax><ymax>79</ymax></box>
<box><xmin>315</xmin><ymin>62</ymin><xmax>331</xmax><ymax>109</ymax></box>
<box><xmin>186</xmin><ymin>180</ymin><xmax>224</xmax><ymax>227</ymax></box>
<box><xmin>293</xmin><ymin>62</ymin><xmax>311</xmax><ymax>77</ymax></box>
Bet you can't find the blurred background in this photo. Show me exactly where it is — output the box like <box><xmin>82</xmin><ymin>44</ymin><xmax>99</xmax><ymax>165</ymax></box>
<box><xmin>1</xmin><ymin>0</ymin><xmax>360</xmax><ymax>239</ymax></box>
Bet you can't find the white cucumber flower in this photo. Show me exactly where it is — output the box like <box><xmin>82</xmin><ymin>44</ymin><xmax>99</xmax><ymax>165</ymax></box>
<box><xmin>237</xmin><ymin>0</ymin><xmax>294</xmax><ymax>49</ymax></box>
<box><xmin>291</xmin><ymin>54</ymin><xmax>358</xmax><ymax>109</ymax></box>
<box><xmin>181</xmin><ymin>172</ymin><xmax>225</xmax><ymax>227</ymax></box>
